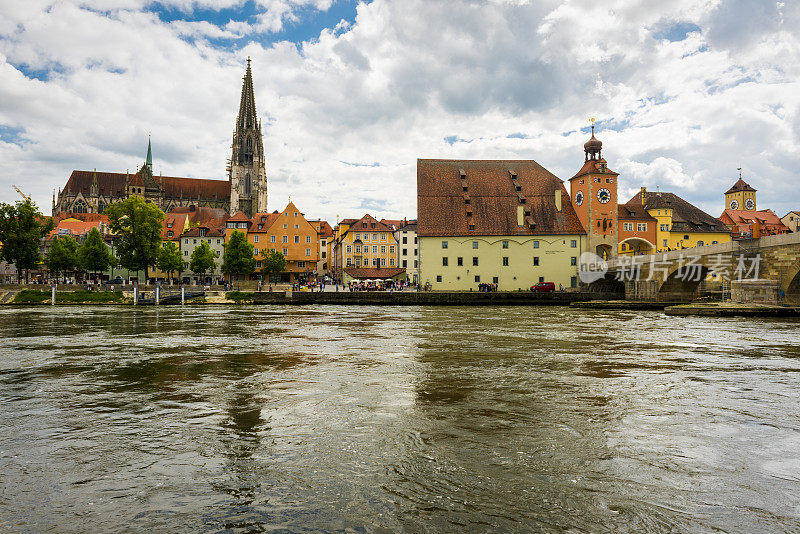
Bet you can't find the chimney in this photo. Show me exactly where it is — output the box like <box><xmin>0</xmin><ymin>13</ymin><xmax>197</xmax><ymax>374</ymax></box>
<box><xmin>641</xmin><ymin>187</ymin><xmax>647</xmax><ymax>204</ymax></box>
<box><xmin>555</xmin><ymin>189</ymin><xmax>562</xmax><ymax>212</ymax></box>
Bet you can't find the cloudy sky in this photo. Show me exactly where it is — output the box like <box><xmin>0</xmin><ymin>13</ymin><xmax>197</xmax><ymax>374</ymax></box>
<box><xmin>0</xmin><ymin>0</ymin><xmax>798</xmax><ymax>223</ymax></box>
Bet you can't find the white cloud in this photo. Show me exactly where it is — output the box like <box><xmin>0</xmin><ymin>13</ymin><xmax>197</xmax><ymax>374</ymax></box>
<box><xmin>0</xmin><ymin>0</ymin><xmax>798</xmax><ymax>223</ymax></box>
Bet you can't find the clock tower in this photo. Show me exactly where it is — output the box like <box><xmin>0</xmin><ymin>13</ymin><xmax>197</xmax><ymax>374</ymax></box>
<box><xmin>724</xmin><ymin>173</ymin><xmax>756</xmax><ymax>211</ymax></box>
<box><xmin>568</xmin><ymin>125</ymin><xmax>619</xmax><ymax>259</ymax></box>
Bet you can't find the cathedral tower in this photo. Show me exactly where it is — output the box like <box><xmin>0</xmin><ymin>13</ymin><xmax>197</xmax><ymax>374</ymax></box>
<box><xmin>229</xmin><ymin>57</ymin><xmax>268</xmax><ymax>217</ymax></box>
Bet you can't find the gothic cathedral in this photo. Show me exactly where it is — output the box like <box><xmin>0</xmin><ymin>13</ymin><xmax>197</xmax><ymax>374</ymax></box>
<box><xmin>229</xmin><ymin>57</ymin><xmax>268</xmax><ymax>217</ymax></box>
<box><xmin>54</xmin><ymin>59</ymin><xmax>267</xmax><ymax>218</ymax></box>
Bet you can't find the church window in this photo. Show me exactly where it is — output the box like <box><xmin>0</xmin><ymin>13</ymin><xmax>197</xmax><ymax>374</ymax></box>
<box><xmin>244</xmin><ymin>173</ymin><xmax>251</xmax><ymax>196</ymax></box>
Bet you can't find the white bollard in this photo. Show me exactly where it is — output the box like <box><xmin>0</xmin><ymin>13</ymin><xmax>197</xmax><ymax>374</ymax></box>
<box><xmin>51</xmin><ymin>285</ymin><xmax>55</xmax><ymax>305</ymax></box>
<box><xmin>155</xmin><ymin>285</ymin><xmax>160</xmax><ymax>306</ymax></box>
<box><xmin>133</xmin><ymin>286</ymin><xmax>138</xmax><ymax>305</ymax></box>
<box><xmin>181</xmin><ymin>286</ymin><xmax>185</xmax><ymax>305</ymax></box>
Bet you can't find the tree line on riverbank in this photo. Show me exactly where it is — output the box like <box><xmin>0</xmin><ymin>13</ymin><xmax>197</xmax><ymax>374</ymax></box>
<box><xmin>0</xmin><ymin>197</ymin><xmax>288</xmax><ymax>284</ymax></box>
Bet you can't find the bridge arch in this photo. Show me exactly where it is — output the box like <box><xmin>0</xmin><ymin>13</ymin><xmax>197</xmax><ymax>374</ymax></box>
<box><xmin>783</xmin><ymin>265</ymin><xmax>800</xmax><ymax>304</ymax></box>
<box><xmin>657</xmin><ymin>264</ymin><xmax>710</xmax><ymax>302</ymax></box>
<box><xmin>619</xmin><ymin>237</ymin><xmax>655</xmax><ymax>256</ymax></box>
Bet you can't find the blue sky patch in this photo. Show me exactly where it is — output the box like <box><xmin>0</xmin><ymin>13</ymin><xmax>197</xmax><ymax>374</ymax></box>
<box><xmin>151</xmin><ymin>0</ymin><xmax>363</xmax><ymax>45</ymax></box>
<box><xmin>0</xmin><ymin>125</ymin><xmax>28</xmax><ymax>147</ymax></box>
<box><xmin>653</xmin><ymin>21</ymin><xmax>702</xmax><ymax>42</ymax></box>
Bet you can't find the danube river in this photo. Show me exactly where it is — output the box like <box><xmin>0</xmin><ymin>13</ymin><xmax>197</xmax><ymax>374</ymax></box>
<box><xmin>1</xmin><ymin>305</ymin><xmax>799</xmax><ymax>532</ymax></box>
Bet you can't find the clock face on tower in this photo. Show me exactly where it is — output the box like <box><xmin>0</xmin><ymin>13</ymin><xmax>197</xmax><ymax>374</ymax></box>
<box><xmin>597</xmin><ymin>188</ymin><xmax>611</xmax><ymax>204</ymax></box>
<box><xmin>730</xmin><ymin>200</ymin><xmax>739</xmax><ymax>210</ymax></box>
<box><xmin>745</xmin><ymin>198</ymin><xmax>755</xmax><ymax>210</ymax></box>
<box><xmin>575</xmin><ymin>191</ymin><xmax>584</xmax><ymax>206</ymax></box>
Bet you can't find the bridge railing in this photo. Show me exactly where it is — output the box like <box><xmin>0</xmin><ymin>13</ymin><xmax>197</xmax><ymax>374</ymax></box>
<box><xmin>607</xmin><ymin>232</ymin><xmax>800</xmax><ymax>270</ymax></box>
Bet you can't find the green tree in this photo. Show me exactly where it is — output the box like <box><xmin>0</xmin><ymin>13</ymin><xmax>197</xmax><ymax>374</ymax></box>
<box><xmin>156</xmin><ymin>242</ymin><xmax>183</xmax><ymax>285</ymax></box>
<box><xmin>78</xmin><ymin>228</ymin><xmax>113</xmax><ymax>282</ymax></box>
<box><xmin>45</xmin><ymin>235</ymin><xmax>79</xmax><ymax>283</ymax></box>
<box><xmin>105</xmin><ymin>197</ymin><xmax>164</xmax><ymax>282</ymax></box>
<box><xmin>261</xmin><ymin>249</ymin><xmax>286</xmax><ymax>282</ymax></box>
<box><xmin>221</xmin><ymin>230</ymin><xmax>255</xmax><ymax>282</ymax></box>
<box><xmin>0</xmin><ymin>199</ymin><xmax>53</xmax><ymax>283</ymax></box>
<box><xmin>190</xmin><ymin>241</ymin><xmax>216</xmax><ymax>283</ymax></box>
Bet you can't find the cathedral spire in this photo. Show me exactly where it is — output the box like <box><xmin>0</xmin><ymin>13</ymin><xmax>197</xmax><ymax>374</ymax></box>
<box><xmin>238</xmin><ymin>56</ymin><xmax>257</xmax><ymax>131</ymax></box>
<box><xmin>146</xmin><ymin>134</ymin><xmax>153</xmax><ymax>173</ymax></box>
<box><xmin>229</xmin><ymin>57</ymin><xmax>267</xmax><ymax>217</ymax></box>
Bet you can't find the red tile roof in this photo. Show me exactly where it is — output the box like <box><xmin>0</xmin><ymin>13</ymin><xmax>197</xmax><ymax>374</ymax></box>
<box><xmin>227</xmin><ymin>211</ymin><xmax>250</xmax><ymax>222</ymax></box>
<box><xmin>162</xmin><ymin>214</ymin><xmax>188</xmax><ymax>240</ymax></box>
<box><xmin>417</xmin><ymin>159</ymin><xmax>586</xmax><ymax>237</ymax></box>
<box><xmin>341</xmin><ymin>214</ymin><xmax>395</xmax><ymax>239</ymax></box>
<box><xmin>248</xmin><ymin>212</ymin><xmax>280</xmax><ymax>233</ymax></box>
<box><xmin>63</xmin><ymin>170</ymin><xmax>230</xmax><ymax>200</ymax></box>
<box><xmin>344</xmin><ymin>267</ymin><xmax>406</xmax><ymax>280</ymax></box>
<box><xmin>719</xmin><ymin>209</ymin><xmax>789</xmax><ymax>236</ymax></box>
<box><xmin>618</xmin><ymin>203</ymin><xmax>656</xmax><ymax>221</ymax></box>
<box><xmin>181</xmin><ymin>226</ymin><xmax>225</xmax><ymax>238</ymax></box>
<box><xmin>571</xmin><ymin>158</ymin><xmax>618</xmax><ymax>180</ymax></box>
<box><xmin>47</xmin><ymin>219</ymin><xmax>106</xmax><ymax>240</ymax></box>
<box><xmin>725</xmin><ymin>178</ymin><xmax>756</xmax><ymax>194</ymax></box>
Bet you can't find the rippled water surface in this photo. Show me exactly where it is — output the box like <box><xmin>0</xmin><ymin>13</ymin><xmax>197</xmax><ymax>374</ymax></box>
<box><xmin>1</xmin><ymin>305</ymin><xmax>800</xmax><ymax>532</ymax></box>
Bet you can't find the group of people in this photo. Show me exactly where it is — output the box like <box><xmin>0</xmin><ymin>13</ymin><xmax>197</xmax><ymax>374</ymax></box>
<box><xmin>478</xmin><ymin>283</ymin><xmax>499</xmax><ymax>292</ymax></box>
<box><xmin>348</xmin><ymin>280</ymin><xmax>399</xmax><ymax>292</ymax></box>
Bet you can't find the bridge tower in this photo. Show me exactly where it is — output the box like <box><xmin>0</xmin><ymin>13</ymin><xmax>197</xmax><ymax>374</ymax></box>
<box><xmin>568</xmin><ymin>124</ymin><xmax>619</xmax><ymax>260</ymax></box>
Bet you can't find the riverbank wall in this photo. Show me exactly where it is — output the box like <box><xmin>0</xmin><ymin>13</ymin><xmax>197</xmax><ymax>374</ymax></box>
<box><xmin>253</xmin><ymin>290</ymin><xmax>618</xmax><ymax>305</ymax></box>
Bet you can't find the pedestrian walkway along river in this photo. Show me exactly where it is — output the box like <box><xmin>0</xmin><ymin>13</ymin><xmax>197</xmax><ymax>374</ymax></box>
<box><xmin>0</xmin><ymin>306</ymin><xmax>798</xmax><ymax>532</ymax></box>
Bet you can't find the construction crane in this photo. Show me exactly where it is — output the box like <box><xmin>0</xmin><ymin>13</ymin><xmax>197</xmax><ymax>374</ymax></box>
<box><xmin>13</xmin><ymin>185</ymin><xmax>31</xmax><ymax>202</ymax></box>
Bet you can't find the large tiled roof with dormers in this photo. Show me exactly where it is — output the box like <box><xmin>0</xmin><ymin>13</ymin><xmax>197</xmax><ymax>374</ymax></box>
<box><xmin>417</xmin><ymin>159</ymin><xmax>586</xmax><ymax>237</ymax></box>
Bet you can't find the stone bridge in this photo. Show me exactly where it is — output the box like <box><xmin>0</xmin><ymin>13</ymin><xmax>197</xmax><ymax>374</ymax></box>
<box><xmin>589</xmin><ymin>232</ymin><xmax>800</xmax><ymax>303</ymax></box>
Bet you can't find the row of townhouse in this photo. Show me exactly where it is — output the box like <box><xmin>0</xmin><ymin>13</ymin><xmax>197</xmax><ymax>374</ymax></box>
<box><xmin>329</xmin><ymin>215</ymin><xmax>418</xmax><ymax>285</ymax></box>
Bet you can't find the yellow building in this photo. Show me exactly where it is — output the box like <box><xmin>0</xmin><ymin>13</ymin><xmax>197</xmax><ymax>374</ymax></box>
<box><xmin>334</xmin><ymin>214</ymin><xmax>398</xmax><ymax>273</ymax></box>
<box><xmin>725</xmin><ymin>177</ymin><xmax>757</xmax><ymax>211</ymax></box>
<box><xmin>626</xmin><ymin>188</ymin><xmax>731</xmax><ymax>252</ymax></box>
<box><xmin>417</xmin><ymin>159</ymin><xmax>587</xmax><ymax>291</ymax></box>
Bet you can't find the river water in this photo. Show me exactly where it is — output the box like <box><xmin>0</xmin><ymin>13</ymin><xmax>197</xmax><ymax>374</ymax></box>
<box><xmin>0</xmin><ymin>305</ymin><xmax>799</xmax><ymax>533</ymax></box>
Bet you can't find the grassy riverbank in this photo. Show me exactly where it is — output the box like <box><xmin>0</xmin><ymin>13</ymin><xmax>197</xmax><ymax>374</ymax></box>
<box><xmin>14</xmin><ymin>290</ymin><xmax>125</xmax><ymax>304</ymax></box>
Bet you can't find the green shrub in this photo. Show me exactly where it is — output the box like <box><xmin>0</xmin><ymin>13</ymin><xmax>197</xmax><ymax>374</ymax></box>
<box><xmin>226</xmin><ymin>291</ymin><xmax>254</xmax><ymax>303</ymax></box>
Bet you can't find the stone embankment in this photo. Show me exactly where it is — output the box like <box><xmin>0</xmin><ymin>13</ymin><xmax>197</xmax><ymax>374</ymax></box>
<box><xmin>253</xmin><ymin>291</ymin><xmax>613</xmax><ymax>305</ymax></box>
<box><xmin>664</xmin><ymin>303</ymin><xmax>800</xmax><ymax>318</ymax></box>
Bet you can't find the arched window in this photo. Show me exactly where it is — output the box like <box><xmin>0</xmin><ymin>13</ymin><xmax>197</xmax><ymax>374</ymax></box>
<box><xmin>97</xmin><ymin>201</ymin><xmax>105</xmax><ymax>214</ymax></box>
<box><xmin>620</xmin><ymin>243</ymin><xmax>627</xmax><ymax>251</ymax></box>
<box><xmin>697</xmin><ymin>240</ymin><xmax>704</xmax><ymax>246</ymax></box>
<box><xmin>72</xmin><ymin>199</ymin><xmax>88</xmax><ymax>213</ymax></box>
<box><xmin>244</xmin><ymin>173</ymin><xmax>251</xmax><ymax>196</ymax></box>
